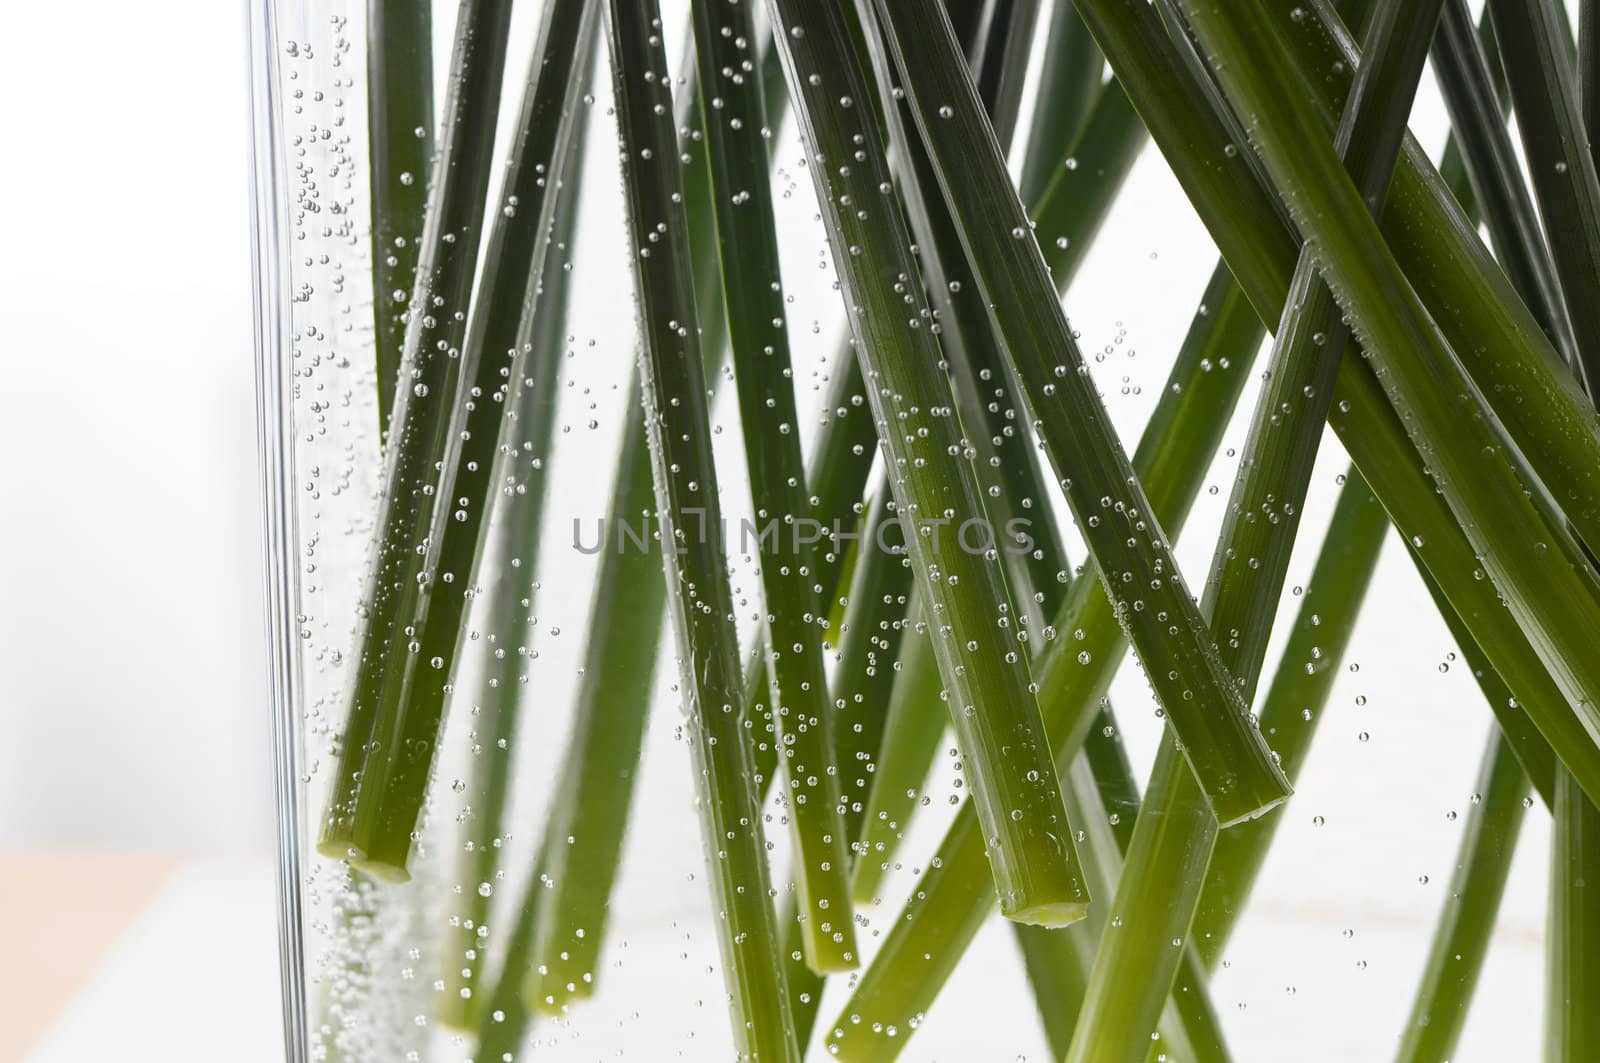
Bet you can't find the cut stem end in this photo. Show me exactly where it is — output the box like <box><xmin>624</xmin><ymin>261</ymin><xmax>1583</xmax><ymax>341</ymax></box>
<box><xmin>1003</xmin><ymin>898</ymin><xmax>1091</xmax><ymax>929</ymax></box>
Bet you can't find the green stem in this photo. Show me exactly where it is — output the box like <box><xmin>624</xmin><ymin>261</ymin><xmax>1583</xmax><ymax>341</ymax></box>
<box><xmin>1031</xmin><ymin>753</ymin><xmax>1232</xmax><ymax>1063</ymax></box>
<box><xmin>359</xmin><ymin>0</ymin><xmax>596</xmax><ymax>879</ymax></box>
<box><xmin>1487</xmin><ymin>0</ymin><xmax>1600</xmax><ymax>392</ymax></box>
<box><xmin>1018</xmin><ymin>0</ymin><xmax>1104</xmax><ymax>205</ymax></box>
<box><xmin>1033</xmin><ymin>77</ymin><xmax>1147</xmax><ymax>290</ymax></box>
<box><xmin>806</xmin><ymin>351</ymin><xmax>879</xmax><ymax>597</ymax></box>
<box><xmin>533</xmin><ymin>21</ymin><xmax>807</xmax><ymax>1020</ymax></box>
<box><xmin>1082</xmin><ymin>707</ymin><xmax>1139</xmax><ymax>854</ymax></box>
<box><xmin>1330</xmin><ymin>358</ymin><xmax>1600</xmax><ymax>805</ymax></box>
<box><xmin>1069</xmin><ymin>483</ymin><xmax>1385</xmax><ymax>1063</ymax></box>
<box><xmin>366</xmin><ymin>0</ymin><xmax>433</xmax><ymax>439</ymax></box>
<box><xmin>1394</xmin><ymin>731</ymin><xmax>1531</xmax><ymax>1063</ymax></box>
<box><xmin>680</xmin><ymin>36</ymin><xmax>792</xmax><ymax>392</ymax></box>
<box><xmin>786</xmin><ymin>485</ymin><xmax>912</xmax><ymax>1056</ymax></box>
<box><xmin>877</xmin><ymin>0</ymin><xmax>1291</xmax><ymax>825</ymax></box>
<box><xmin>1432</xmin><ymin>0</ymin><xmax>1576</xmax><ymax>365</ymax></box>
<box><xmin>1584</xmin><ymin>0</ymin><xmax>1600</xmax><ymax>156</ymax></box>
<box><xmin>1067</xmin><ymin>6</ymin><xmax>1442</xmax><ymax>1052</ymax></box>
<box><xmin>766</xmin><ymin>0</ymin><xmax>1088</xmax><ymax>926</ymax></box>
<box><xmin>1191</xmin><ymin>469</ymin><xmax>1391</xmax><ymax>965</ymax></box>
<box><xmin>877</xmin><ymin>0</ymin><xmax>1063</xmax><ymax>633</ymax></box>
<box><xmin>1546</xmin><ymin>766</ymin><xmax>1600</xmax><ymax>1061</ymax></box>
<box><xmin>1417</xmin><ymin>565</ymin><xmax>1557</xmax><ymax>811</ymax></box>
<box><xmin>1074</xmin><ymin>2</ymin><xmax>1292</xmax><ymax>324</ymax></box>
<box><xmin>603</xmin><ymin>2</ymin><xmax>798</xmax><ymax>1055</ymax></box>
<box><xmin>824</xmin><ymin>0</ymin><xmax>1095</xmax><ymax>1018</ymax></box>
<box><xmin>1071</xmin><ymin>735</ymin><xmax>1217</xmax><ymax>1063</ymax></box>
<box><xmin>865</xmin><ymin>14</ymin><xmax>1182</xmax><ymax>1035</ymax></box>
<box><xmin>796</xmin><ymin>0</ymin><xmax>1127</xmax><ymax>910</ymax></box>
<box><xmin>1151</xmin><ymin>0</ymin><xmax>1292</xmax><ymax>240</ymax></box>
<box><xmin>471</xmin><ymin>831</ymin><xmax>560</xmax><ymax>1060</ymax></box>
<box><xmin>969</xmin><ymin>0</ymin><xmax>1041</xmax><ymax>149</ymax></box>
<box><xmin>747</xmin><ymin>358</ymin><xmax>882</xmax><ymax>795</ymax></box>
<box><xmin>1208</xmin><ymin>0</ymin><xmax>1438</xmax><ymax>695</ymax></box>
<box><xmin>1077</xmin><ymin>0</ymin><xmax>1600</xmax><ymax>803</ymax></box>
<box><xmin>1439</xmin><ymin>133</ymin><xmax>1475</xmax><ymax>220</ymax></box>
<box><xmin>438</xmin><ymin>59</ymin><xmax>598</xmax><ymax>1025</ymax></box>
<box><xmin>1065</xmin><ymin>755</ymin><xmax>1230</xmax><ymax>1063</ymax></box>
<box><xmin>690</xmin><ymin>0</ymin><xmax>858</xmax><ymax>974</ymax></box>
<box><xmin>524</xmin><ymin>383</ymin><xmax>664</xmax><ymax>1017</ymax></box>
<box><xmin>319</xmin><ymin>0</ymin><xmax>519</xmax><ymax>881</ymax></box>
<box><xmin>850</xmin><ymin>608</ymin><xmax>949</xmax><ymax>906</ymax></box>
<box><xmin>1080</xmin><ymin>0</ymin><xmax>1600</xmax><ymax>568</ymax></box>
<box><xmin>525</xmin><ymin>34</ymin><xmax>813</xmax><ymax>1009</ymax></box>
<box><xmin>827</xmin><ymin>261</ymin><xmax>1264</xmax><ymax>1062</ymax></box>
<box><xmin>831</xmin><ymin>483</ymin><xmax>916</xmax><ymax>847</ymax></box>
<box><xmin>1012</xmin><ymin>921</ymin><xmax>1089</xmax><ymax>1059</ymax></box>
<box><xmin>835</xmin><ymin>0</ymin><xmax>1085</xmax><ymax>904</ymax></box>
<box><xmin>780</xmin><ymin>894</ymin><xmax>826</xmax><ymax>1053</ymax></box>
<box><xmin>1216</xmin><ymin>0</ymin><xmax>1600</xmax><ymax>732</ymax></box>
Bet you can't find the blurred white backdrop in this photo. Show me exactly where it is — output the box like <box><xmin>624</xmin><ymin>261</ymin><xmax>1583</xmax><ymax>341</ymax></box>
<box><xmin>0</xmin><ymin>3</ymin><xmax>278</xmax><ymax>1058</ymax></box>
<box><xmin>0</xmin><ymin>3</ymin><xmax>269</xmax><ymax>854</ymax></box>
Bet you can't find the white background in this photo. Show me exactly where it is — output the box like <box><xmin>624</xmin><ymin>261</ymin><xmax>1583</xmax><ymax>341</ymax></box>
<box><xmin>0</xmin><ymin>1</ymin><xmax>270</xmax><ymax>854</ymax></box>
<box><xmin>0</xmin><ymin>1</ymin><xmax>1567</xmax><ymax>1060</ymax></box>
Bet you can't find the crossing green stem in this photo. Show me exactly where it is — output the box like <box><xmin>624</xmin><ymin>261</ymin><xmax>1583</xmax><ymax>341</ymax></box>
<box><xmin>1018</xmin><ymin>0</ymin><xmax>1104</xmax><ymax>205</ymax></box>
<box><xmin>366</xmin><ymin>0</ymin><xmax>433</xmax><ymax>437</ymax></box>
<box><xmin>876</xmin><ymin>0</ymin><xmax>1290</xmax><ymax>826</ymax></box>
<box><xmin>766</xmin><ymin>0</ymin><xmax>1088</xmax><ymax>926</ymax></box>
<box><xmin>691</xmin><ymin>0</ymin><xmax>858</xmax><ymax>974</ymax></box>
<box><xmin>604</xmin><ymin>2</ymin><xmax>799</xmax><ymax>1054</ymax></box>
<box><xmin>319</xmin><ymin>0</ymin><xmax>519</xmax><ymax>881</ymax></box>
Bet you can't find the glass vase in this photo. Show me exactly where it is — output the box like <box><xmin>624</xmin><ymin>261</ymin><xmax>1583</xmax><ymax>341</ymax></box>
<box><xmin>248</xmin><ymin>1</ymin><xmax>1562</xmax><ymax>1060</ymax></box>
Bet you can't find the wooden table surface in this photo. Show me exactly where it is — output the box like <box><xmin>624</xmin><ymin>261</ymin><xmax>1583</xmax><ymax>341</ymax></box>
<box><xmin>0</xmin><ymin>853</ymin><xmax>174</xmax><ymax>1061</ymax></box>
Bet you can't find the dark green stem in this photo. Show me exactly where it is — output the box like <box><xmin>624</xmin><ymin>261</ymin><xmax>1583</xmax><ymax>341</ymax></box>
<box><xmin>691</xmin><ymin>0</ymin><xmax>858</xmax><ymax>974</ymax></box>
<box><xmin>1033</xmin><ymin>77</ymin><xmax>1147</xmax><ymax>290</ymax></box>
<box><xmin>1584</xmin><ymin>0</ymin><xmax>1600</xmax><ymax>163</ymax></box>
<box><xmin>850</xmin><ymin>608</ymin><xmax>948</xmax><ymax>905</ymax></box>
<box><xmin>1546</xmin><ymin>766</ymin><xmax>1600</xmax><ymax>1060</ymax></box>
<box><xmin>767</xmin><ymin>0</ymin><xmax>1088</xmax><ymax>926</ymax></box>
<box><xmin>604</xmin><ymin>2</ymin><xmax>799</xmax><ymax>1054</ymax></box>
<box><xmin>1018</xmin><ymin>0</ymin><xmax>1104</xmax><ymax>204</ymax></box>
<box><xmin>366</xmin><ymin>0</ymin><xmax>433</xmax><ymax>438</ymax></box>
<box><xmin>1077</xmin><ymin>0</ymin><xmax>1600</xmax><ymax>803</ymax></box>
<box><xmin>827</xmin><ymin>261</ymin><xmax>1263</xmax><ymax>1062</ymax></box>
<box><xmin>1081</xmin><ymin>0</ymin><xmax>1600</xmax><ymax>569</ymax></box>
<box><xmin>832</xmin><ymin>483</ymin><xmax>916</xmax><ymax>847</ymax></box>
<box><xmin>1068</xmin><ymin>5</ymin><xmax>1442</xmax><ymax>1051</ymax></box>
<box><xmin>877</xmin><ymin>0</ymin><xmax>1291</xmax><ymax>826</ymax></box>
<box><xmin>319</xmin><ymin>0</ymin><xmax>519</xmax><ymax>881</ymax></box>
<box><xmin>1487</xmin><ymin>0</ymin><xmax>1600</xmax><ymax>393</ymax></box>
<box><xmin>1433</xmin><ymin>0</ymin><xmax>1577</xmax><ymax>365</ymax></box>
<box><xmin>1192</xmin><ymin>469</ymin><xmax>1391</xmax><ymax>964</ymax></box>
<box><xmin>970</xmin><ymin>0</ymin><xmax>1041</xmax><ymax>148</ymax></box>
